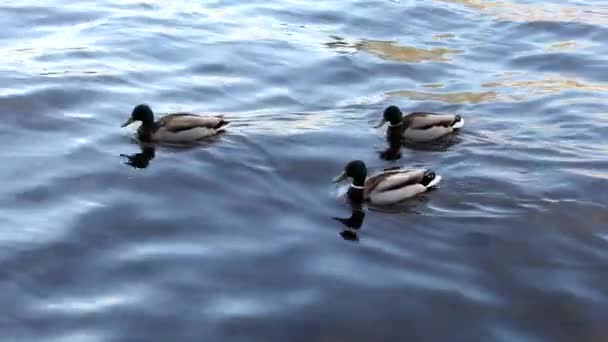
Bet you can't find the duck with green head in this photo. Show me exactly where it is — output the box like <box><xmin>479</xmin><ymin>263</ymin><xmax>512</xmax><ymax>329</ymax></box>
<box><xmin>375</xmin><ymin>105</ymin><xmax>464</xmax><ymax>142</ymax></box>
<box><xmin>333</xmin><ymin>160</ymin><xmax>441</xmax><ymax>205</ymax></box>
<box><xmin>121</xmin><ymin>104</ymin><xmax>229</xmax><ymax>143</ymax></box>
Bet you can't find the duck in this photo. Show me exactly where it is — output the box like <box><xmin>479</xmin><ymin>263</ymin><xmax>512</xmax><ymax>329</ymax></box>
<box><xmin>374</xmin><ymin>105</ymin><xmax>464</xmax><ymax>142</ymax></box>
<box><xmin>121</xmin><ymin>104</ymin><xmax>229</xmax><ymax>143</ymax></box>
<box><xmin>332</xmin><ymin>160</ymin><xmax>441</xmax><ymax>205</ymax></box>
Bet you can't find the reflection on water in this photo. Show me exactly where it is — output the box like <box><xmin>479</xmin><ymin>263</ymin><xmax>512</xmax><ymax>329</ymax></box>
<box><xmin>120</xmin><ymin>144</ymin><xmax>156</xmax><ymax>169</ymax></box>
<box><xmin>333</xmin><ymin>207</ymin><xmax>365</xmax><ymax>242</ymax></box>
<box><xmin>483</xmin><ymin>75</ymin><xmax>608</xmax><ymax>96</ymax></box>
<box><xmin>545</xmin><ymin>41</ymin><xmax>579</xmax><ymax>52</ymax></box>
<box><xmin>402</xmin><ymin>134</ymin><xmax>463</xmax><ymax>152</ymax></box>
<box><xmin>325</xmin><ymin>36</ymin><xmax>463</xmax><ymax>63</ymax></box>
<box><xmin>378</xmin><ymin>135</ymin><xmax>403</xmax><ymax>161</ymax></box>
<box><xmin>422</xmin><ymin>83</ymin><xmax>445</xmax><ymax>89</ymax></box>
<box><xmin>378</xmin><ymin>143</ymin><xmax>402</xmax><ymax>161</ymax></box>
<box><xmin>389</xmin><ymin>74</ymin><xmax>608</xmax><ymax>104</ymax></box>
<box><xmin>388</xmin><ymin>89</ymin><xmax>498</xmax><ymax>104</ymax></box>
<box><xmin>435</xmin><ymin>0</ymin><xmax>608</xmax><ymax>25</ymax></box>
<box><xmin>432</xmin><ymin>33</ymin><xmax>456</xmax><ymax>41</ymax></box>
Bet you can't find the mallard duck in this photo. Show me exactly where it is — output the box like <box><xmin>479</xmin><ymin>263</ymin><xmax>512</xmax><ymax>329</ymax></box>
<box><xmin>121</xmin><ymin>104</ymin><xmax>229</xmax><ymax>142</ymax></box>
<box><xmin>375</xmin><ymin>105</ymin><xmax>464</xmax><ymax>142</ymax></box>
<box><xmin>332</xmin><ymin>160</ymin><xmax>441</xmax><ymax>205</ymax></box>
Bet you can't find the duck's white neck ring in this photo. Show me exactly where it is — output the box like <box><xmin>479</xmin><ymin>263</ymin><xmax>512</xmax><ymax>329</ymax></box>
<box><xmin>350</xmin><ymin>184</ymin><xmax>365</xmax><ymax>190</ymax></box>
<box><xmin>390</xmin><ymin>122</ymin><xmax>403</xmax><ymax>128</ymax></box>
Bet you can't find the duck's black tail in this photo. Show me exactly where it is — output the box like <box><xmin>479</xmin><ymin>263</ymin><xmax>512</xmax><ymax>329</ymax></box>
<box><xmin>216</xmin><ymin>119</ymin><xmax>230</xmax><ymax>129</ymax></box>
<box><xmin>452</xmin><ymin>115</ymin><xmax>464</xmax><ymax>129</ymax></box>
<box><xmin>420</xmin><ymin>170</ymin><xmax>442</xmax><ymax>189</ymax></box>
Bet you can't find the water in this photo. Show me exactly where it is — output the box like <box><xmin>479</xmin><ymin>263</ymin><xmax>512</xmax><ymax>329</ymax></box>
<box><xmin>1</xmin><ymin>0</ymin><xmax>608</xmax><ymax>340</ymax></box>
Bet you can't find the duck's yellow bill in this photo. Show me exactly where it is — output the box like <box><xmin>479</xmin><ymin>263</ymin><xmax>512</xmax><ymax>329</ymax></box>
<box><xmin>332</xmin><ymin>171</ymin><xmax>347</xmax><ymax>183</ymax></box>
<box><xmin>373</xmin><ymin>118</ymin><xmax>387</xmax><ymax>128</ymax></box>
<box><xmin>121</xmin><ymin>117</ymin><xmax>135</xmax><ymax>127</ymax></box>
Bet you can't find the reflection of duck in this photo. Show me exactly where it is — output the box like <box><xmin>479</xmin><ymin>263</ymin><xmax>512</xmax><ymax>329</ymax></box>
<box><xmin>120</xmin><ymin>144</ymin><xmax>156</xmax><ymax>169</ymax></box>
<box><xmin>375</xmin><ymin>105</ymin><xmax>463</xmax><ymax>142</ymax></box>
<box><xmin>121</xmin><ymin>104</ymin><xmax>229</xmax><ymax>143</ymax></box>
<box><xmin>333</xmin><ymin>160</ymin><xmax>441</xmax><ymax>205</ymax></box>
<box><xmin>333</xmin><ymin>207</ymin><xmax>365</xmax><ymax>242</ymax></box>
<box><xmin>379</xmin><ymin>133</ymin><xmax>403</xmax><ymax>161</ymax></box>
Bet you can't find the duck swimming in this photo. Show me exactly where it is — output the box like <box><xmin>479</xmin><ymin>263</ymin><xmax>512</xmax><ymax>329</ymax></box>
<box><xmin>121</xmin><ymin>104</ymin><xmax>229</xmax><ymax>143</ymax></box>
<box><xmin>375</xmin><ymin>105</ymin><xmax>463</xmax><ymax>142</ymax></box>
<box><xmin>333</xmin><ymin>160</ymin><xmax>441</xmax><ymax>205</ymax></box>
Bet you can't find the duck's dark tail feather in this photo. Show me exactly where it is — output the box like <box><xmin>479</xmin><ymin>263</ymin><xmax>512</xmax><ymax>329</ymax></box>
<box><xmin>420</xmin><ymin>170</ymin><xmax>442</xmax><ymax>188</ymax></box>
<box><xmin>452</xmin><ymin>115</ymin><xmax>464</xmax><ymax>129</ymax></box>
<box><xmin>216</xmin><ymin>119</ymin><xmax>230</xmax><ymax>130</ymax></box>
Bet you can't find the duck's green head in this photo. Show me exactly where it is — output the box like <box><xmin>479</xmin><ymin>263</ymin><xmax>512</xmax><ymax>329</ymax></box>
<box><xmin>121</xmin><ymin>104</ymin><xmax>154</xmax><ymax>127</ymax></box>
<box><xmin>333</xmin><ymin>160</ymin><xmax>367</xmax><ymax>186</ymax></box>
<box><xmin>374</xmin><ymin>105</ymin><xmax>403</xmax><ymax>128</ymax></box>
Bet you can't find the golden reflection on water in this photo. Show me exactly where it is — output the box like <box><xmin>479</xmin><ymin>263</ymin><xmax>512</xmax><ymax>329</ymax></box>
<box><xmin>483</xmin><ymin>75</ymin><xmax>608</xmax><ymax>95</ymax></box>
<box><xmin>434</xmin><ymin>0</ymin><xmax>608</xmax><ymax>25</ymax></box>
<box><xmin>389</xmin><ymin>75</ymin><xmax>608</xmax><ymax>104</ymax></box>
<box><xmin>545</xmin><ymin>41</ymin><xmax>579</xmax><ymax>52</ymax></box>
<box><xmin>388</xmin><ymin>90</ymin><xmax>498</xmax><ymax>104</ymax></box>
<box><xmin>325</xmin><ymin>36</ymin><xmax>463</xmax><ymax>63</ymax></box>
<box><xmin>432</xmin><ymin>33</ymin><xmax>456</xmax><ymax>41</ymax></box>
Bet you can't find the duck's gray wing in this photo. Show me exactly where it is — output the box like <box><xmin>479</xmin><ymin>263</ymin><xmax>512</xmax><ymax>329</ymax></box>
<box><xmin>406</xmin><ymin>112</ymin><xmax>459</xmax><ymax>129</ymax></box>
<box><xmin>365</xmin><ymin>169</ymin><xmax>426</xmax><ymax>195</ymax></box>
<box><xmin>159</xmin><ymin>113</ymin><xmax>227</xmax><ymax>132</ymax></box>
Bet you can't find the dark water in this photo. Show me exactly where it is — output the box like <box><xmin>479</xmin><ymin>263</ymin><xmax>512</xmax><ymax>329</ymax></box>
<box><xmin>2</xmin><ymin>0</ymin><xmax>608</xmax><ymax>341</ymax></box>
